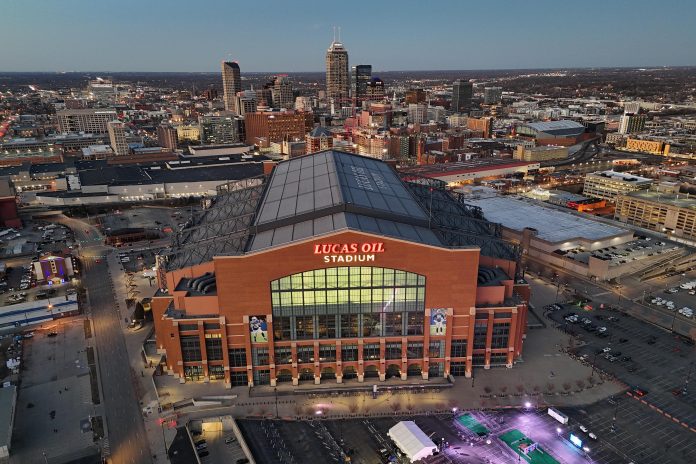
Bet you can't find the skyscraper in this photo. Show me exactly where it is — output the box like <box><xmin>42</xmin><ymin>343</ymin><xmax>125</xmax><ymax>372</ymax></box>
<box><xmin>351</xmin><ymin>64</ymin><xmax>372</xmax><ymax>103</ymax></box>
<box><xmin>452</xmin><ymin>79</ymin><xmax>473</xmax><ymax>114</ymax></box>
<box><xmin>326</xmin><ymin>37</ymin><xmax>349</xmax><ymax>107</ymax></box>
<box><xmin>483</xmin><ymin>87</ymin><xmax>502</xmax><ymax>105</ymax></box>
<box><xmin>107</xmin><ymin>121</ymin><xmax>129</xmax><ymax>156</ymax></box>
<box><xmin>157</xmin><ymin>123</ymin><xmax>178</xmax><ymax>150</ymax></box>
<box><xmin>199</xmin><ymin>114</ymin><xmax>240</xmax><ymax>145</ymax></box>
<box><xmin>222</xmin><ymin>61</ymin><xmax>241</xmax><ymax>113</ymax></box>
<box><xmin>272</xmin><ymin>75</ymin><xmax>294</xmax><ymax>109</ymax></box>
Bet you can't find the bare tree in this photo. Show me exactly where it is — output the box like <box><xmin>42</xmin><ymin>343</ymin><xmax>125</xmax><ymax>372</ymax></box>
<box><xmin>576</xmin><ymin>379</ymin><xmax>585</xmax><ymax>390</ymax></box>
<box><xmin>563</xmin><ymin>382</ymin><xmax>572</xmax><ymax>392</ymax></box>
<box><xmin>483</xmin><ymin>386</ymin><xmax>492</xmax><ymax>394</ymax></box>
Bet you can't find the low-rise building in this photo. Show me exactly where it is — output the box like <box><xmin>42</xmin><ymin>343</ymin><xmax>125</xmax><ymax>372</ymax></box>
<box><xmin>583</xmin><ymin>170</ymin><xmax>653</xmax><ymax>201</ymax></box>
<box><xmin>514</xmin><ymin>145</ymin><xmax>568</xmax><ymax>162</ymax></box>
<box><xmin>615</xmin><ymin>189</ymin><xmax>696</xmax><ymax>242</ymax></box>
<box><xmin>624</xmin><ymin>138</ymin><xmax>667</xmax><ymax>155</ymax></box>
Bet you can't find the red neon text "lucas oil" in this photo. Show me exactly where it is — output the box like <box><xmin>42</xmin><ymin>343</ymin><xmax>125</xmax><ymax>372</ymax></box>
<box><xmin>313</xmin><ymin>243</ymin><xmax>385</xmax><ymax>254</ymax></box>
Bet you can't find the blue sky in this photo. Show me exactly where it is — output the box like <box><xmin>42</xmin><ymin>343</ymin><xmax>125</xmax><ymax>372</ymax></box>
<box><xmin>1</xmin><ymin>0</ymin><xmax>694</xmax><ymax>72</ymax></box>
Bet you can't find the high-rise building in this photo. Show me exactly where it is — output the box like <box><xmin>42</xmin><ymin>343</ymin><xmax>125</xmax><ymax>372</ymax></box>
<box><xmin>351</xmin><ymin>65</ymin><xmax>372</xmax><ymax>103</ymax></box>
<box><xmin>366</xmin><ymin>78</ymin><xmax>385</xmax><ymax>102</ymax></box>
<box><xmin>623</xmin><ymin>101</ymin><xmax>641</xmax><ymax>114</ymax></box>
<box><xmin>57</xmin><ymin>109</ymin><xmax>118</xmax><ymax>133</ymax></box>
<box><xmin>452</xmin><ymin>79</ymin><xmax>473</xmax><ymax>114</ymax></box>
<box><xmin>326</xmin><ymin>39</ymin><xmax>349</xmax><ymax>106</ymax></box>
<box><xmin>107</xmin><ymin>121</ymin><xmax>129</xmax><ymax>156</ymax></box>
<box><xmin>619</xmin><ymin>113</ymin><xmax>646</xmax><ymax>134</ymax></box>
<box><xmin>222</xmin><ymin>61</ymin><xmax>242</xmax><ymax>113</ymax></box>
<box><xmin>199</xmin><ymin>114</ymin><xmax>240</xmax><ymax>145</ymax></box>
<box><xmin>157</xmin><ymin>124</ymin><xmax>178</xmax><ymax>150</ymax></box>
<box><xmin>483</xmin><ymin>87</ymin><xmax>502</xmax><ymax>105</ymax></box>
<box><xmin>235</xmin><ymin>90</ymin><xmax>258</xmax><ymax>115</ymax></box>
<box><xmin>272</xmin><ymin>75</ymin><xmax>294</xmax><ymax>109</ymax></box>
<box><xmin>407</xmin><ymin>104</ymin><xmax>428</xmax><ymax>124</ymax></box>
<box><xmin>244</xmin><ymin>111</ymin><xmax>312</xmax><ymax>146</ymax></box>
<box><xmin>405</xmin><ymin>89</ymin><xmax>426</xmax><ymax>105</ymax></box>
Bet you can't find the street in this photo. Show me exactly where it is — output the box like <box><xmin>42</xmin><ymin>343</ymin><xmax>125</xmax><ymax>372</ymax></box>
<box><xmin>65</xmin><ymin>215</ymin><xmax>153</xmax><ymax>464</ymax></box>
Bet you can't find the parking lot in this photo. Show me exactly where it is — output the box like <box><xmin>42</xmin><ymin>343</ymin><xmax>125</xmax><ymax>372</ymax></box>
<box><xmin>546</xmin><ymin>304</ymin><xmax>696</xmax><ymax>462</ymax></box>
<box><xmin>565</xmin><ymin>394</ymin><xmax>696</xmax><ymax>464</ymax></box>
<box><xmin>10</xmin><ymin>317</ymin><xmax>100</xmax><ymax>463</ymax></box>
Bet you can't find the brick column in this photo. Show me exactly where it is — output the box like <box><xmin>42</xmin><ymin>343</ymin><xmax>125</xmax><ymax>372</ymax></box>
<box><xmin>290</xmin><ymin>342</ymin><xmax>298</xmax><ymax>386</ymax></box>
<box><xmin>422</xmin><ymin>308</ymin><xmax>431</xmax><ymax>379</ymax></box>
<box><xmin>242</xmin><ymin>316</ymin><xmax>253</xmax><ymax>387</ymax></box>
<box><xmin>507</xmin><ymin>308</ymin><xmax>518</xmax><ymax>368</ymax></box>
<box><xmin>198</xmin><ymin>321</ymin><xmax>209</xmax><ymax>382</ymax></box>
<box><xmin>219</xmin><ymin>316</ymin><xmax>232</xmax><ymax>388</ymax></box>
<box><xmin>267</xmin><ymin>315</ymin><xmax>276</xmax><ymax>387</ymax></box>
<box><xmin>313</xmin><ymin>342</ymin><xmax>321</xmax><ymax>385</ymax></box>
<box><xmin>336</xmin><ymin>340</ymin><xmax>343</xmax><ymax>384</ymax></box>
<box><xmin>357</xmin><ymin>339</ymin><xmax>364</xmax><ymax>383</ymax></box>
<box><xmin>379</xmin><ymin>339</ymin><xmax>386</xmax><ymax>381</ymax></box>
<box><xmin>485</xmin><ymin>311</ymin><xmax>494</xmax><ymax>369</ymax></box>
<box><xmin>465</xmin><ymin>307</ymin><xmax>475</xmax><ymax>378</ymax></box>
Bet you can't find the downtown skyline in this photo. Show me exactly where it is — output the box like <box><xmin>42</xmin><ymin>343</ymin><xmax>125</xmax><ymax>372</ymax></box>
<box><xmin>1</xmin><ymin>0</ymin><xmax>695</xmax><ymax>72</ymax></box>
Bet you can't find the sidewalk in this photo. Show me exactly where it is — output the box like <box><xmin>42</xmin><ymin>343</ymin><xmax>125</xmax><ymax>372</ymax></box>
<box><xmin>106</xmin><ymin>251</ymin><xmax>175</xmax><ymax>460</ymax></box>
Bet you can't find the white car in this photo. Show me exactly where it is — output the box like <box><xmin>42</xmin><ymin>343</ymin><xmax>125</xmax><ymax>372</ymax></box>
<box><xmin>602</xmin><ymin>347</ymin><xmax>611</xmax><ymax>353</ymax></box>
<box><xmin>579</xmin><ymin>425</ymin><xmax>588</xmax><ymax>433</ymax></box>
<box><xmin>588</xmin><ymin>432</ymin><xmax>597</xmax><ymax>440</ymax></box>
<box><xmin>598</xmin><ymin>327</ymin><xmax>607</xmax><ymax>333</ymax></box>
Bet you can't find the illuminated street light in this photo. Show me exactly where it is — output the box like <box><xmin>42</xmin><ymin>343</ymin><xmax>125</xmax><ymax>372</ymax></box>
<box><xmin>556</xmin><ymin>427</ymin><xmax>562</xmax><ymax>434</ymax></box>
<box><xmin>524</xmin><ymin>401</ymin><xmax>532</xmax><ymax>409</ymax></box>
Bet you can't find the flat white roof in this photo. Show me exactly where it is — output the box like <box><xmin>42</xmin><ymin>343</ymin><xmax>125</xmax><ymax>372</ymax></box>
<box><xmin>467</xmin><ymin>196</ymin><xmax>629</xmax><ymax>243</ymax></box>
<box><xmin>388</xmin><ymin>421</ymin><xmax>437</xmax><ymax>463</ymax></box>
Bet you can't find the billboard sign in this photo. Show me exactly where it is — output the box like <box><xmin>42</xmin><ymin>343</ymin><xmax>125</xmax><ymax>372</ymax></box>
<box><xmin>313</xmin><ymin>242</ymin><xmax>385</xmax><ymax>264</ymax></box>
<box><xmin>429</xmin><ymin>308</ymin><xmax>447</xmax><ymax>336</ymax></box>
<box><xmin>249</xmin><ymin>316</ymin><xmax>268</xmax><ymax>343</ymax></box>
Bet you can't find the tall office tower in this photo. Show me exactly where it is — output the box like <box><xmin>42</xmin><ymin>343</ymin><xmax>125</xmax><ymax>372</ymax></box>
<box><xmin>107</xmin><ymin>121</ymin><xmax>129</xmax><ymax>156</ymax></box>
<box><xmin>365</xmin><ymin>77</ymin><xmax>385</xmax><ymax>101</ymax></box>
<box><xmin>199</xmin><ymin>114</ymin><xmax>240</xmax><ymax>144</ymax></box>
<box><xmin>256</xmin><ymin>85</ymin><xmax>274</xmax><ymax>108</ymax></box>
<box><xmin>407</xmin><ymin>104</ymin><xmax>428</xmax><ymax>124</ymax></box>
<box><xmin>405</xmin><ymin>88</ymin><xmax>426</xmax><ymax>105</ymax></box>
<box><xmin>272</xmin><ymin>75</ymin><xmax>294</xmax><ymax>109</ymax></box>
<box><xmin>483</xmin><ymin>86</ymin><xmax>502</xmax><ymax>105</ymax></box>
<box><xmin>56</xmin><ymin>108</ymin><xmax>117</xmax><ymax>133</ymax></box>
<box><xmin>351</xmin><ymin>64</ymin><xmax>372</xmax><ymax>103</ymax></box>
<box><xmin>619</xmin><ymin>113</ymin><xmax>647</xmax><ymax>134</ymax></box>
<box><xmin>326</xmin><ymin>37</ymin><xmax>349</xmax><ymax>107</ymax></box>
<box><xmin>221</xmin><ymin>61</ymin><xmax>242</xmax><ymax>113</ymax></box>
<box><xmin>623</xmin><ymin>101</ymin><xmax>641</xmax><ymax>114</ymax></box>
<box><xmin>452</xmin><ymin>79</ymin><xmax>473</xmax><ymax>114</ymax></box>
<box><xmin>235</xmin><ymin>90</ymin><xmax>258</xmax><ymax>115</ymax></box>
<box><xmin>157</xmin><ymin>123</ymin><xmax>178</xmax><ymax>150</ymax></box>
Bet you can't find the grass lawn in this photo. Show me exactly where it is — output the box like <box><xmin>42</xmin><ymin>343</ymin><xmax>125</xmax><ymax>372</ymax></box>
<box><xmin>456</xmin><ymin>413</ymin><xmax>490</xmax><ymax>436</ymax></box>
<box><xmin>499</xmin><ymin>429</ymin><xmax>560</xmax><ymax>464</ymax></box>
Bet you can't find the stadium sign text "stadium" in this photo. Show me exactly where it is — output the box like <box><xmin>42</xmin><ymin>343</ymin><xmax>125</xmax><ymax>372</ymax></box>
<box><xmin>313</xmin><ymin>242</ymin><xmax>385</xmax><ymax>263</ymax></box>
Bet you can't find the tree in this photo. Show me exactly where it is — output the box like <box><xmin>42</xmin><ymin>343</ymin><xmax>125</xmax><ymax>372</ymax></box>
<box><xmin>516</xmin><ymin>384</ymin><xmax>525</xmax><ymax>394</ymax></box>
<box><xmin>576</xmin><ymin>379</ymin><xmax>585</xmax><ymax>390</ymax></box>
<box><xmin>390</xmin><ymin>401</ymin><xmax>402</xmax><ymax>413</ymax></box>
<box><xmin>348</xmin><ymin>402</ymin><xmax>359</xmax><ymax>414</ymax></box>
<box><xmin>483</xmin><ymin>386</ymin><xmax>492</xmax><ymax>394</ymax></box>
<box><xmin>546</xmin><ymin>383</ymin><xmax>555</xmax><ymax>393</ymax></box>
<box><xmin>499</xmin><ymin>386</ymin><xmax>508</xmax><ymax>395</ymax></box>
<box><xmin>563</xmin><ymin>382</ymin><xmax>572</xmax><ymax>392</ymax></box>
<box><xmin>533</xmin><ymin>385</ymin><xmax>541</xmax><ymax>394</ymax></box>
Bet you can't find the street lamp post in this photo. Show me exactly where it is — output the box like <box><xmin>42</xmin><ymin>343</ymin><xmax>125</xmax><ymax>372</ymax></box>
<box><xmin>683</xmin><ymin>361</ymin><xmax>694</xmax><ymax>395</ymax></box>
<box><xmin>590</xmin><ymin>352</ymin><xmax>599</xmax><ymax>380</ymax></box>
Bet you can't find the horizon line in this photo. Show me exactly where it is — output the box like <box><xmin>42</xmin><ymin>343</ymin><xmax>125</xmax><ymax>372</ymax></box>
<box><xmin>1</xmin><ymin>64</ymin><xmax>695</xmax><ymax>75</ymax></box>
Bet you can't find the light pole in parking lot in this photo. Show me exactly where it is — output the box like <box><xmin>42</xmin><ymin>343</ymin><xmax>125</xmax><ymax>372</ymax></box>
<box><xmin>683</xmin><ymin>361</ymin><xmax>694</xmax><ymax>395</ymax></box>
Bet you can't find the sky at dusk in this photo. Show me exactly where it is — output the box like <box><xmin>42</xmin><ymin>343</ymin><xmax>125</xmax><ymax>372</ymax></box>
<box><xmin>1</xmin><ymin>0</ymin><xmax>694</xmax><ymax>72</ymax></box>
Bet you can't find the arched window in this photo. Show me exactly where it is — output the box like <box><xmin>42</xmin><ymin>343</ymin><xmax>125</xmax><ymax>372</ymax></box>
<box><xmin>270</xmin><ymin>267</ymin><xmax>426</xmax><ymax>340</ymax></box>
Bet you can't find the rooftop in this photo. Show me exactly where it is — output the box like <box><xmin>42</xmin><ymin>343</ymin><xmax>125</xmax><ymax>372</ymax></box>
<box><xmin>523</xmin><ymin>120</ymin><xmax>585</xmax><ymax>131</ymax></box>
<box><xmin>0</xmin><ymin>385</ymin><xmax>16</xmax><ymax>449</ymax></box>
<box><xmin>625</xmin><ymin>189</ymin><xmax>696</xmax><ymax>210</ymax></box>
<box><xmin>400</xmin><ymin>159</ymin><xmax>535</xmax><ymax>178</ymax></box>
<box><xmin>588</xmin><ymin>170</ymin><xmax>653</xmax><ymax>184</ymax></box>
<box><xmin>163</xmin><ymin>150</ymin><xmax>520</xmax><ymax>271</ymax></box>
<box><xmin>467</xmin><ymin>196</ymin><xmax>629</xmax><ymax>243</ymax></box>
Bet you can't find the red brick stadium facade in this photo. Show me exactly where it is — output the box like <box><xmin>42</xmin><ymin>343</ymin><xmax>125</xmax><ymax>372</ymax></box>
<box><xmin>152</xmin><ymin>150</ymin><xmax>529</xmax><ymax>388</ymax></box>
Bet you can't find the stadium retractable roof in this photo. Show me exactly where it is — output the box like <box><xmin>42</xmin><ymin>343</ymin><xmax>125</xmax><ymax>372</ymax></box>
<box><xmin>161</xmin><ymin>150</ymin><xmax>519</xmax><ymax>271</ymax></box>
